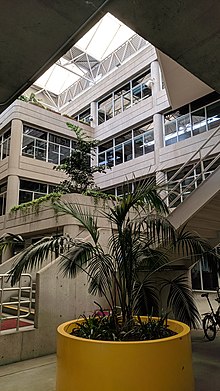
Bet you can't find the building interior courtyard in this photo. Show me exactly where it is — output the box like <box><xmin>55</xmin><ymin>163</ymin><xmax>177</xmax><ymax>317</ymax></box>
<box><xmin>0</xmin><ymin>2</ymin><xmax>219</xmax><ymax>390</ymax></box>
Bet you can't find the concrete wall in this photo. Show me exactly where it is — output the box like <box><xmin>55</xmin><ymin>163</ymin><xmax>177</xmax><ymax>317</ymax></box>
<box><xmin>0</xmin><ymin>194</ymin><xmax>110</xmax><ymax>365</ymax></box>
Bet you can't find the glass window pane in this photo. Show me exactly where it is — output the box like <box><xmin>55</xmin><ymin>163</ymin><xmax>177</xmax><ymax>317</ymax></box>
<box><xmin>117</xmin><ymin>183</ymin><xmax>132</xmax><ymax>196</ymax></box>
<box><xmin>49</xmin><ymin>134</ymin><xmax>70</xmax><ymax>147</ymax></box>
<box><xmin>104</xmin><ymin>188</ymin><xmax>115</xmax><ymax>195</ymax></box>
<box><xmin>20</xmin><ymin>180</ymin><xmax>47</xmax><ymax>193</ymax></box>
<box><xmin>23</xmin><ymin>125</ymin><xmax>47</xmax><ymax>140</ymax></box>
<box><xmin>202</xmin><ymin>259</ymin><xmax>218</xmax><ymax>291</ymax></box>
<box><xmin>177</xmin><ymin>114</ymin><xmax>191</xmax><ymax>141</ymax></box>
<box><xmin>2</xmin><ymin>139</ymin><xmax>10</xmax><ymax>158</ymax></box>
<box><xmin>34</xmin><ymin>192</ymin><xmax>47</xmax><ymax>200</ymax></box>
<box><xmin>115</xmin><ymin>145</ymin><xmax>123</xmax><ymax>165</ymax></box>
<box><xmin>106</xmin><ymin>149</ymin><xmax>114</xmax><ymax>167</ymax></box>
<box><xmin>114</xmin><ymin>96</ymin><xmax>122</xmax><ymax>116</ymax></box>
<box><xmin>98</xmin><ymin>153</ymin><xmax>106</xmax><ymax>166</ymax></box>
<box><xmin>98</xmin><ymin>95</ymin><xmax>113</xmax><ymax>124</ymax></box>
<box><xmin>35</xmin><ymin>140</ymin><xmax>47</xmax><ymax>161</ymax></box>
<box><xmin>22</xmin><ymin>135</ymin><xmax>34</xmax><ymax>157</ymax></box>
<box><xmin>124</xmin><ymin>140</ymin><xmax>132</xmax><ymax>162</ymax></box>
<box><xmin>164</xmin><ymin>122</ymin><xmax>177</xmax><ymax>146</ymax></box>
<box><xmin>207</xmin><ymin>101</ymin><xmax>220</xmax><ymax>131</ymax></box>
<box><xmin>19</xmin><ymin>190</ymin><xmax>32</xmax><ymax>204</ymax></box>
<box><xmin>191</xmin><ymin>108</ymin><xmax>207</xmax><ymax>136</ymax></box>
<box><xmin>132</xmin><ymin>84</ymin><xmax>142</xmax><ymax>104</ymax></box>
<box><xmin>105</xmin><ymin>101</ymin><xmax>113</xmax><ymax>121</ymax></box>
<box><xmin>123</xmin><ymin>92</ymin><xmax>131</xmax><ymax>110</ymax></box>
<box><xmin>134</xmin><ymin>136</ymin><xmax>143</xmax><ymax>158</ymax></box>
<box><xmin>142</xmin><ymin>84</ymin><xmax>151</xmax><ymax>99</ymax></box>
<box><xmin>144</xmin><ymin>130</ymin><xmax>154</xmax><ymax>154</ymax></box>
<box><xmin>98</xmin><ymin>110</ymin><xmax>105</xmax><ymax>125</ymax></box>
<box><xmin>115</xmin><ymin>131</ymin><xmax>132</xmax><ymax>145</ymax></box>
<box><xmin>48</xmin><ymin>143</ymin><xmax>59</xmax><ymax>164</ymax></box>
<box><xmin>133</xmin><ymin>128</ymin><xmax>145</xmax><ymax>137</ymax></box>
<box><xmin>3</xmin><ymin>129</ymin><xmax>11</xmax><ymax>140</ymax></box>
<box><xmin>191</xmin><ymin>262</ymin><xmax>202</xmax><ymax>290</ymax></box>
<box><xmin>60</xmin><ymin>146</ymin><xmax>70</xmax><ymax>163</ymax></box>
<box><xmin>78</xmin><ymin>108</ymin><xmax>90</xmax><ymax>124</ymax></box>
<box><xmin>0</xmin><ymin>183</ymin><xmax>7</xmax><ymax>193</ymax></box>
<box><xmin>0</xmin><ymin>194</ymin><xmax>4</xmax><ymax>215</ymax></box>
<box><xmin>99</xmin><ymin>140</ymin><xmax>113</xmax><ymax>153</ymax></box>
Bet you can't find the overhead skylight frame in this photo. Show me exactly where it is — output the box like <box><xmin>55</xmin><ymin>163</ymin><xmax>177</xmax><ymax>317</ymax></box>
<box><xmin>33</xmin><ymin>13</ymin><xmax>135</xmax><ymax>95</ymax></box>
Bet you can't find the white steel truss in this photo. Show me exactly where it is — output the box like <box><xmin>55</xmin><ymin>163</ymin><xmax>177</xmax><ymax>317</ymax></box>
<box><xmin>31</xmin><ymin>34</ymin><xmax>148</xmax><ymax>113</ymax></box>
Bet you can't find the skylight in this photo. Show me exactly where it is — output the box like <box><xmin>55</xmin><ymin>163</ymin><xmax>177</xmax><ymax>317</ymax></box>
<box><xmin>34</xmin><ymin>13</ymin><xmax>135</xmax><ymax>95</ymax></box>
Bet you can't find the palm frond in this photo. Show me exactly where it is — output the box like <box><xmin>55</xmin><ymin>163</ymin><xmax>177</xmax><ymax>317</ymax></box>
<box><xmin>54</xmin><ymin>200</ymin><xmax>99</xmax><ymax>244</ymax></box>
<box><xmin>139</xmin><ymin>248</ymin><xmax>170</xmax><ymax>271</ymax></box>
<box><xmin>102</xmin><ymin>180</ymin><xmax>168</xmax><ymax>227</ymax></box>
<box><xmin>160</xmin><ymin>274</ymin><xmax>200</xmax><ymax>328</ymax></box>
<box><xmin>9</xmin><ymin>235</ymin><xmax>71</xmax><ymax>285</ymax></box>
<box><xmin>133</xmin><ymin>279</ymin><xmax>159</xmax><ymax>316</ymax></box>
<box><xmin>0</xmin><ymin>233</ymin><xmax>24</xmax><ymax>254</ymax></box>
<box><xmin>173</xmin><ymin>226</ymin><xmax>220</xmax><ymax>263</ymax></box>
<box><xmin>59</xmin><ymin>241</ymin><xmax>95</xmax><ymax>278</ymax></box>
<box><xmin>88</xmin><ymin>253</ymin><xmax>114</xmax><ymax>297</ymax></box>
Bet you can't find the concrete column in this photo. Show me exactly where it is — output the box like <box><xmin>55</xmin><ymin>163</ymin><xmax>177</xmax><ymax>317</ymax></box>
<box><xmin>150</xmin><ymin>60</ymin><xmax>161</xmax><ymax>99</ymax></box>
<box><xmin>6</xmin><ymin>175</ymin><xmax>19</xmax><ymax>212</ymax></box>
<box><xmin>153</xmin><ymin>113</ymin><xmax>166</xmax><ymax>197</ymax></box>
<box><xmin>6</xmin><ymin>119</ymin><xmax>23</xmax><ymax>212</ymax></box>
<box><xmin>90</xmin><ymin>101</ymin><xmax>97</xmax><ymax>129</ymax></box>
<box><xmin>153</xmin><ymin>113</ymin><xmax>164</xmax><ymax>167</ymax></box>
<box><xmin>8</xmin><ymin>119</ymin><xmax>23</xmax><ymax>173</ymax></box>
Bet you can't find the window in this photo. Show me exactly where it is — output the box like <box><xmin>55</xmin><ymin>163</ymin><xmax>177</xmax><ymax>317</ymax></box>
<box><xmin>22</xmin><ymin>125</ymin><xmax>75</xmax><ymax>165</ymax></box>
<box><xmin>0</xmin><ymin>129</ymin><xmax>11</xmax><ymax>160</ymax></box>
<box><xmin>19</xmin><ymin>179</ymin><xmax>55</xmax><ymax>205</ymax></box>
<box><xmin>98</xmin><ymin>122</ymin><xmax>154</xmax><ymax>168</ymax></box>
<box><xmin>73</xmin><ymin>108</ymin><xmax>91</xmax><ymax>125</ymax></box>
<box><xmin>97</xmin><ymin>70</ymin><xmax>151</xmax><ymax>125</ymax></box>
<box><xmin>164</xmin><ymin>96</ymin><xmax>220</xmax><ymax>146</ymax></box>
<box><xmin>0</xmin><ymin>182</ymin><xmax>7</xmax><ymax>215</ymax></box>
<box><xmin>102</xmin><ymin>176</ymin><xmax>156</xmax><ymax>197</ymax></box>
<box><xmin>191</xmin><ymin>258</ymin><xmax>219</xmax><ymax>291</ymax></box>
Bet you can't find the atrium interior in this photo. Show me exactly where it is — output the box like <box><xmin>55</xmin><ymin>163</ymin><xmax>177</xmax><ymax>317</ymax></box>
<box><xmin>0</xmin><ymin>7</ymin><xmax>219</xmax><ymax>369</ymax></box>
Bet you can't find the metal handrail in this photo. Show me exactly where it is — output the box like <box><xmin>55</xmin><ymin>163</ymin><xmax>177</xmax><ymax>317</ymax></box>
<box><xmin>0</xmin><ymin>273</ymin><xmax>33</xmax><ymax>332</ymax></box>
<box><xmin>163</xmin><ymin>125</ymin><xmax>220</xmax><ymax>207</ymax></box>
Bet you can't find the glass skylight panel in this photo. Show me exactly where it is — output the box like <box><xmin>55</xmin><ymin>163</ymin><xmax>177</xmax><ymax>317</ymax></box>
<box><xmin>75</xmin><ymin>13</ymin><xmax>134</xmax><ymax>61</ymax></box>
<box><xmin>33</xmin><ymin>13</ymin><xmax>136</xmax><ymax>95</ymax></box>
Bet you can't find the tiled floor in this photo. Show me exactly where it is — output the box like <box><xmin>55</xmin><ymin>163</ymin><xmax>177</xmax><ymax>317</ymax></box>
<box><xmin>0</xmin><ymin>330</ymin><xmax>219</xmax><ymax>391</ymax></box>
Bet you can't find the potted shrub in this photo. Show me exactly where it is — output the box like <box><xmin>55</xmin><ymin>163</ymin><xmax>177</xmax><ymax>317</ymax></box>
<box><xmin>7</xmin><ymin>181</ymin><xmax>218</xmax><ymax>391</ymax></box>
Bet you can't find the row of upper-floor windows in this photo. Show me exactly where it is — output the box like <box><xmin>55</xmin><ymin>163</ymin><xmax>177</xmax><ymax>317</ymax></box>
<box><xmin>164</xmin><ymin>94</ymin><xmax>220</xmax><ymax>146</ymax></box>
<box><xmin>22</xmin><ymin>125</ymin><xmax>76</xmax><ymax>165</ymax></box>
<box><xmin>98</xmin><ymin>122</ymin><xmax>154</xmax><ymax>167</ymax></box>
<box><xmin>97</xmin><ymin>70</ymin><xmax>151</xmax><ymax>125</ymax></box>
<box><xmin>19</xmin><ymin>179</ymin><xmax>55</xmax><ymax>205</ymax></box>
<box><xmin>0</xmin><ymin>178</ymin><xmax>56</xmax><ymax>215</ymax></box>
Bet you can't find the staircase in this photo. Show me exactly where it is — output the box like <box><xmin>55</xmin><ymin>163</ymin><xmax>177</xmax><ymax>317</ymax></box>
<box><xmin>164</xmin><ymin>125</ymin><xmax>220</xmax><ymax>263</ymax></box>
<box><xmin>0</xmin><ymin>274</ymin><xmax>35</xmax><ymax>330</ymax></box>
<box><xmin>2</xmin><ymin>282</ymin><xmax>36</xmax><ymax>321</ymax></box>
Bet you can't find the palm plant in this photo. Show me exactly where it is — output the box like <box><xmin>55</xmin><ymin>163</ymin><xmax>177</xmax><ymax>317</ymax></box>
<box><xmin>7</xmin><ymin>180</ymin><xmax>218</xmax><ymax>330</ymax></box>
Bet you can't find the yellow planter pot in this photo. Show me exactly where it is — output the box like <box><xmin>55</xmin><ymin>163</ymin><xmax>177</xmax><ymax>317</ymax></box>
<box><xmin>56</xmin><ymin>318</ymin><xmax>194</xmax><ymax>391</ymax></box>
